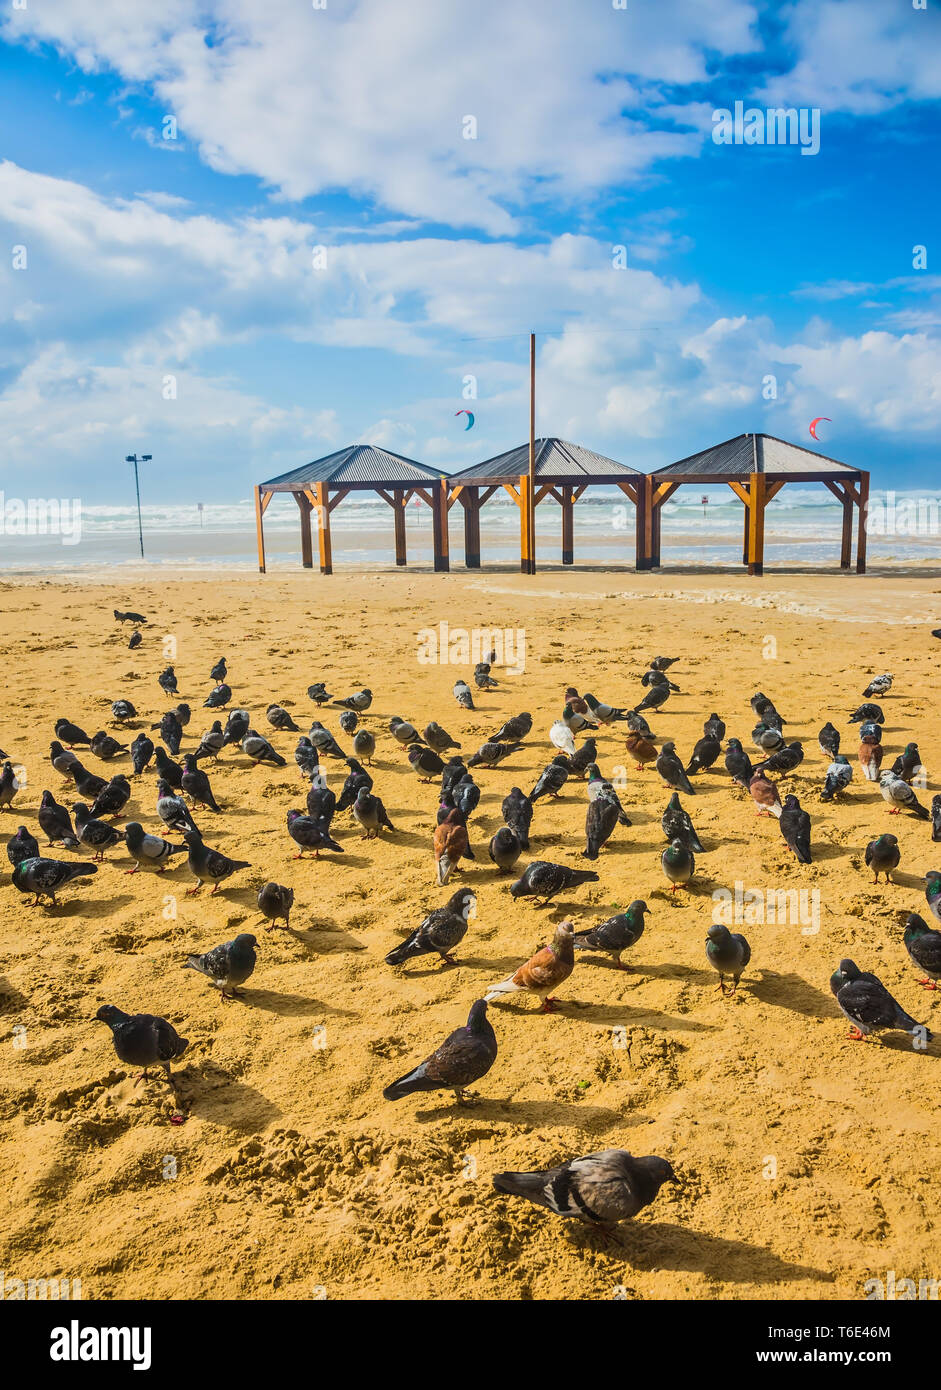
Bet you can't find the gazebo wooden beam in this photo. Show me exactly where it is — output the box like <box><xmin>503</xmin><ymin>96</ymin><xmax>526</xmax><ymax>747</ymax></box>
<box><xmin>459</xmin><ymin>486</ymin><xmax>481</xmax><ymax>569</ymax></box>
<box><xmin>292</xmin><ymin>490</ymin><xmax>314</xmax><ymax>569</ymax></box>
<box><xmin>394</xmin><ymin>488</ymin><xmax>407</xmax><ymax>566</ymax></box>
<box><xmin>856</xmin><ymin>472</ymin><xmax>869</xmax><ymax>573</ymax></box>
<box><xmin>314</xmin><ymin>481</ymin><xmax>332</xmax><ymax>574</ymax></box>
<box><xmin>561</xmin><ymin>483</ymin><xmax>574</xmax><ymax>565</ymax></box>
<box><xmin>254</xmin><ymin>486</ymin><xmax>272</xmax><ymax>573</ymax></box>
<box><xmin>518</xmin><ymin>473</ymin><xmax>533</xmax><ymax>573</ymax></box>
<box><xmin>432</xmin><ymin>478</ymin><xmax>450</xmax><ymax>572</ymax></box>
<box><xmin>746</xmin><ymin>471</ymin><xmax>766</xmax><ymax>575</ymax></box>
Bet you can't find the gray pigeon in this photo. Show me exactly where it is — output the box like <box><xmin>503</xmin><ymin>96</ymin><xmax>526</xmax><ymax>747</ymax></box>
<box><xmin>656</xmin><ymin>743</ymin><xmax>695</xmax><ymax>795</ymax></box>
<box><xmin>184</xmin><ymin>933</ymin><xmax>257</xmax><ymax>1002</ymax></box>
<box><xmin>880</xmin><ymin>771</ymin><xmax>930</xmax><ymax>819</ymax></box>
<box><xmin>383</xmin><ymin>999</ymin><xmax>496</xmax><ymax>1105</ymax></box>
<box><xmin>257</xmin><ymin>881</ymin><xmax>294</xmax><ymax>930</ymax></box>
<box><xmin>385</xmin><ymin>888</ymin><xmax>476</xmax><ymax>967</ymax></box>
<box><xmin>96</xmin><ymin>1005</ymin><xmax>188</xmax><ymax>1086</ymax></box>
<box><xmin>830</xmin><ymin>959</ymin><xmax>932</xmax><ymax>1043</ymax></box>
<box><xmin>493</xmin><ymin>1150</ymin><xmax>677</xmax><ymax>1229</ymax></box>
<box><xmin>572</xmin><ymin>901</ymin><xmax>648</xmax><ymax>969</ymax></box>
<box><xmin>705</xmin><ymin>923</ymin><xmax>751</xmax><ymax>995</ymax></box>
<box><xmin>12</xmin><ymin>857</ymin><xmax>97</xmax><ymax>906</ymax></box>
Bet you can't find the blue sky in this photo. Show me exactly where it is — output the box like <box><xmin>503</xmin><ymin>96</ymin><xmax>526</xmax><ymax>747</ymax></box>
<box><xmin>0</xmin><ymin>0</ymin><xmax>939</xmax><ymax>503</ymax></box>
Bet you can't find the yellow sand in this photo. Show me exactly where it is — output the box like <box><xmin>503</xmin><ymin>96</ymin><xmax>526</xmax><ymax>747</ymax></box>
<box><xmin>0</xmin><ymin>565</ymin><xmax>939</xmax><ymax>1301</ymax></box>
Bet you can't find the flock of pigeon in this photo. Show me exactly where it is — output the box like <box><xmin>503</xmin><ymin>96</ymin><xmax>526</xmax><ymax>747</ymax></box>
<box><xmin>2</xmin><ymin>609</ymin><xmax>939</xmax><ymax>1236</ymax></box>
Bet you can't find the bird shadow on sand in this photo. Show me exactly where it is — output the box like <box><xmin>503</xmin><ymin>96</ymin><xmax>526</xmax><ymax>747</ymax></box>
<box><xmin>283</xmin><ymin>924</ymin><xmax>367</xmax><ymax>953</ymax></box>
<box><xmin>563</xmin><ymin>1000</ymin><xmax>715</xmax><ymax>1033</ymax></box>
<box><xmin>748</xmin><ymin>970</ymin><xmax>832</xmax><ymax>1018</ymax></box>
<box><xmin>881</xmin><ymin>870</ymin><xmax>930</xmax><ymax>891</ymax></box>
<box><xmin>240</xmin><ymin>987</ymin><xmax>349</xmax><ymax>1018</ymax></box>
<box><xmin>177</xmin><ymin>1066</ymin><xmax>281</xmax><ymax>1133</ymax></box>
<box><xmin>576</xmin><ymin>1220</ymin><xmax>834</xmax><ymax>1285</ymax></box>
<box><xmin>0</xmin><ymin>976</ymin><xmax>29</xmax><ymax>1015</ymax></box>
<box><xmin>412</xmin><ymin>1096</ymin><xmax>629</xmax><ymax>1130</ymax></box>
<box><xmin>40</xmin><ymin>893</ymin><xmax>137</xmax><ymax>917</ymax></box>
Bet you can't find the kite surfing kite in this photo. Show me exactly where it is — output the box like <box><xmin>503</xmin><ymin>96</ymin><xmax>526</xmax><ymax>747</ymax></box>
<box><xmin>455</xmin><ymin>410</ymin><xmax>475</xmax><ymax>430</ymax></box>
<box><xmin>809</xmin><ymin>417</ymin><xmax>831</xmax><ymax>441</ymax></box>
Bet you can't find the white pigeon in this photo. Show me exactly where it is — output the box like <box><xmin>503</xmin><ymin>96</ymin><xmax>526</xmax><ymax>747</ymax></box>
<box><xmin>863</xmin><ymin>673</ymin><xmax>893</xmax><ymax>698</ymax></box>
<box><xmin>549</xmin><ymin>720</ymin><xmax>576</xmax><ymax>757</ymax></box>
<box><xmin>879</xmin><ymin>770</ymin><xmax>930</xmax><ymax>819</ymax></box>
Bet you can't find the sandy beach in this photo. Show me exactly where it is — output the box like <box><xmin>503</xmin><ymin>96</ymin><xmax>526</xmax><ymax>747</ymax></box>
<box><xmin>0</xmin><ymin>564</ymin><xmax>939</xmax><ymax>1301</ymax></box>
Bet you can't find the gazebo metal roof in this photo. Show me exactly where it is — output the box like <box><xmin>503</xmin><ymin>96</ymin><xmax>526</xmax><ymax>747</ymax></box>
<box><xmin>652</xmin><ymin>432</ymin><xmax>861</xmax><ymax>479</ymax></box>
<box><xmin>450</xmin><ymin>437</ymin><xmax>643</xmax><ymax>485</ymax></box>
<box><xmin>260</xmin><ymin>443</ymin><xmax>444</xmax><ymax>491</ymax></box>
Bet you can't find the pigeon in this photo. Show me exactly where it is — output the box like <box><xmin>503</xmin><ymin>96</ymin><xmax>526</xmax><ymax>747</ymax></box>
<box><xmin>818</xmin><ymin>722</ymin><xmax>841</xmax><ymax>759</ymax></box>
<box><xmin>181</xmin><ymin>755</ymin><xmax>220</xmax><ymax>812</ymax></box>
<box><xmin>926</xmin><ymin>870</ymin><xmax>941</xmax><ymax>925</ymax></box>
<box><xmin>154</xmin><ymin>745</ymin><xmax>184</xmax><ymax>789</ymax></box>
<box><xmin>649</xmin><ymin>656</ymin><xmax>678</xmax><ymax>672</ymax></box>
<box><xmin>751</xmin><ymin>723</ymin><xmax>785</xmax><ymax>753</ymax></box>
<box><xmin>151</xmin><ymin>711</ymin><xmax>183</xmax><ymax>756</ymax></box>
<box><xmin>424</xmin><ymin>721</ymin><xmax>461</xmax><ymax>752</ymax></box>
<box><xmin>307</xmin><ymin>683</ymin><xmax>333</xmax><ymax>705</ymax></box>
<box><xmin>433</xmin><ymin>808</ymin><xmax>473</xmax><ymax>884</ymax></box>
<box><xmin>38</xmin><ymin>790</ymin><xmax>79</xmax><ymax>848</ymax></box>
<box><xmin>491</xmin><ymin>713</ymin><xmax>532</xmax><ymax>743</ymax></box>
<box><xmin>568</xmin><ymin>737</ymin><xmax>598</xmax><ymax>778</ymax></box>
<box><xmin>821</xmin><ymin>754</ymin><xmax>853</xmax><ymax>801</ymax></box>
<box><xmin>485</xmin><ymin>920</ymin><xmax>576</xmax><ymax>1012</ymax></box>
<box><xmin>859</xmin><ymin>720</ymin><xmax>883</xmax><ymax>744</ymax></box>
<box><xmin>641</xmin><ymin>670</ymin><xmax>679</xmax><ymax>692</ymax></box>
<box><xmin>203</xmin><ymin>683</ymin><xmax>232</xmax><ymax>709</ymax></box>
<box><xmin>754</xmin><ymin>741</ymin><xmax>804</xmax><ymax>779</ymax></box>
<box><xmin>408</xmin><ymin>744</ymin><xmax>444</xmax><ymax>782</ymax></box>
<box><xmin>307</xmin><ymin>722</ymin><xmax>345</xmax><ymax>759</ymax></box>
<box><xmin>661</xmin><ymin>792</ymin><xmax>703</xmax><ymax>852</ymax></box>
<box><xmin>656</xmin><ymin>743</ymin><xmax>695</xmax><ymax>796</ymax></box>
<box><xmin>530</xmin><ymin>755</ymin><xmax>570</xmax><ymax>802</ymax></box>
<box><xmin>625</xmin><ymin>733</ymin><xmax>658</xmax><ymax>771</ymax></box>
<box><xmin>724</xmin><ymin>739</ymin><xmax>754</xmax><ymax>790</ymax></box>
<box><xmin>586</xmin><ymin>765</ymin><xmax>631</xmax><ymax>825</ymax></box>
<box><xmin>489</xmin><ymin>826</ymin><xmax>522</xmax><ymax>873</ymax></box>
<box><xmin>467</xmin><ymin>740</ymin><xmax>522</xmax><ymax>769</ymax></box>
<box><xmin>242</xmin><ymin>730</ymin><xmax>287</xmax><ymax>767</ymax></box>
<box><xmin>780</xmin><ymin>794</ymin><xmax>812</xmax><ymax>863</ymax></box>
<box><xmin>223</xmin><ymin>709</ymin><xmax>250</xmax><ymax>746</ymax></box>
<box><xmin>210</xmin><ymin>657</ymin><xmax>228</xmax><ymax>684</ymax></box>
<box><xmin>113</xmin><ymin>610</ymin><xmax>147</xmax><ymax>625</ymax></box>
<box><xmin>54</xmin><ymin>719</ymin><xmax>91</xmax><ymax>748</ymax></box>
<box><xmin>508</xmin><ymin>861</ymin><xmax>598</xmax><ymax>907</ymax></box>
<box><xmin>184</xmin><ymin>933</ymin><xmax>257</xmax><ymax>1003</ymax></box>
<box><xmin>182</xmin><ymin>827</ymin><xmax>251</xmax><ymax>895</ymax></box>
<box><xmin>859</xmin><ymin>735</ymin><xmax>884</xmax><ymax>782</ymax></box>
<box><xmin>474</xmin><ymin>663</ymin><xmax>498</xmax><ymax>691</ymax></box>
<box><xmin>88</xmin><ymin>775</ymin><xmax>131</xmax><ymax>821</ymax></box>
<box><xmin>880</xmin><ymin>771</ymin><xmax>930</xmax><ymax>819</ymax></box>
<box><xmin>440</xmin><ymin>757</ymin><xmax>468</xmax><ymax>798</ymax></box>
<box><xmin>352</xmin><ymin>728</ymin><xmax>375</xmax><ymax>763</ymax></box>
<box><xmin>294</xmin><ymin>736</ymin><xmax>321</xmax><ymax>779</ymax></box>
<box><xmin>685</xmin><ymin>735</ymin><xmax>721</xmax><ymax>775</ymax></box>
<box><xmin>492</xmin><ymin>1150</ymin><xmax>677</xmax><ymax>1230</ymax></box>
<box><xmin>934</xmin><ymin>794</ymin><xmax>941</xmax><ymax>843</ymax></box>
<box><xmin>583</xmin><ymin>795</ymin><xmax>619</xmax><ymax>860</ymax></box>
<box><xmin>750</xmin><ymin>693</ymin><xmax>785</xmax><ymax>729</ymax></box>
<box><xmin>266</xmin><ymin>703</ymin><xmax>299</xmax><ymax>732</ymax></box>
<box><xmin>749</xmin><ymin>771</ymin><xmax>782</xmax><ymax>818</ymax></box>
<box><xmin>383</xmin><ymin>999</ymin><xmax>497</xmax><ymax>1105</ymax></box>
<box><xmin>196</xmin><ymin>721</ymin><xmax>225</xmax><ymax>761</ymax></box>
<box><xmin>257</xmin><ymin>882</ymin><xmax>294</xmax><ymax>930</ymax></box>
<box><xmin>129</xmin><ymin>733</ymin><xmax>155</xmax><ymax>775</ymax></box>
<box><xmin>661</xmin><ymin>838</ymin><xmax>694</xmax><ymax>893</ymax></box>
<box><xmin>305</xmin><ymin>780</ymin><xmax>337</xmax><ymax>829</ymax></box>
<box><xmin>49</xmin><ymin>740</ymin><xmax>78</xmax><ymax>778</ymax></box>
<box><xmin>863</xmin><ymin>674</ymin><xmax>892</xmax><ymax>698</ymax></box>
<box><xmin>6</xmin><ymin>825</ymin><xmax>39</xmax><ymax>870</ymax></box>
<box><xmin>705</xmin><ymin>924</ymin><xmax>751</xmax><ymax>995</ymax></box>
<box><xmin>582</xmin><ymin>693</ymin><xmax>631</xmax><ymax>725</ymax></box>
<box><xmin>351</xmin><ymin>788</ymin><xmax>395</xmax><ymax>839</ymax></box>
<box><xmin>286</xmin><ymin>808</ymin><xmax>343</xmax><ymax>858</ymax></box>
<box><xmin>127</xmin><ymin>631</ymin><xmax>142</xmax><ymax>650</ymax></box>
<box><xmin>562</xmin><ymin>696</ymin><xmax>600</xmax><ymax>733</ymax></box>
<box><xmin>73</xmin><ymin>804</ymin><xmax>122</xmax><ymax>860</ymax></box>
<box><xmin>390</xmin><ymin>716</ymin><xmax>424</xmax><ymax>749</ymax></box>
<box><xmin>453</xmin><ymin>775</ymin><xmax>481</xmax><ymax>820</ymax></box>
<box><xmin>0</xmin><ymin>762</ymin><xmax>19</xmax><ymax>810</ymax></box>
<box><xmin>903</xmin><ymin>914</ymin><xmax>941</xmax><ymax>989</ymax></box>
<box><xmin>865</xmin><ymin>833</ymin><xmax>900</xmax><ymax>884</ymax></box>
<box><xmin>332</xmin><ymin>689</ymin><xmax>372</xmax><ymax>712</ymax></box>
<box><xmin>124</xmin><ymin>822</ymin><xmax>186</xmax><ymax>874</ymax></box>
<box><xmin>891</xmin><ymin>743</ymin><xmax>922</xmax><ymax>785</ymax></box>
<box><xmin>90</xmin><ymin>730</ymin><xmax>127</xmax><ymax>761</ymax></box>
<box><xmin>549</xmin><ymin>720</ymin><xmax>576</xmax><ymax>757</ymax></box>
<box><xmin>96</xmin><ymin>1005</ymin><xmax>188</xmax><ymax>1086</ymax></box>
<box><xmin>502</xmin><ymin>788</ymin><xmax>533</xmax><ymax>850</ymax></box>
<box><xmin>158</xmin><ymin>666</ymin><xmax>179</xmax><ymax>696</ymax></box>
<box><xmin>13</xmin><ymin>857</ymin><xmax>97</xmax><ymax>906</ymax></box>
<box><xmin>830</xmin><ymin>959</ymin><xmax>932</xmax><ymax>1043</ymax></box>
<box><xmin>385</xmin><ymin>888</ymin><xmax>477</xmax><ymax>967</ymax></box>
<box><xmin>850</xmin><ymin>702</ymin><xmax>884</xmax><ymax>725</ymax></box>
<box><xmin>625</xmin><ymin>710</ymin><xmax>656</xmax><ymax>737</ymax></box>
<box><xmin>174</xmin><ymin>703</ymin><xmax>192</xmax><ymax>730</ymax></box>
<box><xmin>572</xmin><ymin>900</ymin><xmax>648</xmax><ymax>970</ymax></box>
<box><xmin>338</xmin><ymin>709</ymin><xmax>358</xmax><ymax>736</ymax></box>
<box><xmin>156</xmin><ymin>778</ymin><xmax>198</xmax><ymax>834</ymax></box>
<box><xmin>633</xmin><ymin>683</ymin><xmax>670</xmax><ymax>715</ymax></box>
<box><xmin>703</xmin><ymin>713</ymin><xmax>726</xmax><ymax>741</ymax></box>
<box><xmin>453</xmin><ymin>679</ymin><xmax>475</xmax><ymax>710</ymax></box>
<box><xmin>111</xmin><ymin>700</ymin><xmax>137</xmax><ymax>723</ymax></box>
<box><xmin>70</xmin><ymin>761</ymin><xmax>108</xmax><ymax>801</ymax></box>
<box><xmin>336</xmin><ymin>758</ymin><xmax>373</xmax><ymax>811</ymax></box>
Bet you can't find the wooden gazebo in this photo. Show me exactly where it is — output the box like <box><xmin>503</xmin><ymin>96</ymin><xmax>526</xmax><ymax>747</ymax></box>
<box><xmin>643</xmin><ymin>433</ymin><xmax>870</xmax><ymax>575</ymax></box>
<box><xmin>447</xmin><ymin>438</ymin><xmax>646</xmax><ymax>570</ymax></box>
<box><xmin>254</xmin><ymin>444</ymin><xmax>451</xmax><ymax>574</ymax></box>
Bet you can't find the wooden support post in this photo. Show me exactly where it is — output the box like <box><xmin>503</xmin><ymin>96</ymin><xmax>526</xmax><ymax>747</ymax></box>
<box><xmin>462</xmin><ymin>488</ymin><xmax>481</xmax><ymax>568</ymax></box>
<box><xmin>838</xmin><ymin>483</ymin><xmax>853</xmax><ymax>569</ymax></box>
<box><xmin>642</xmin><ymin>475</ymin><xmax>656</xmax><ymax>569</ymax></box>
<box><xmin>393</xmin><ymin>489</ymin><xmax>407</xmax><ymax>566</ymax></box>
<box><xmin>633</xmin><ymin>482</ymin><xmax>646</xmax><ymax>570</ymax></box>
<box><xmin>742</xmin><ymin>497</ymin><xmax>750</xmax><ymax>565</ymax></box>
<box><xmin>254</xmin><ymin>486</ymin><xmax>267</xmax><ymax>573</ymax></box>
<box><xmin>432</xmin><ymin>478</ymin><xmax>450</xmax><ymax>572</ymax></box>
<box><xmin>519</xmin><ymin>472</ymin><xmax>531</xmax><ymax>573</ymax></box>
<box><xmin>747</xmin><ymin>472</ymin><xmax>765</xmax><ymax>576</ymax></box>
<box><xmin>856</xmin><ymin>472</ymin><xmax>869</xmax><ymax>574</ymax></box>
<box><xmin>314</xmin><ymin>481</ymin><xmax>332</xmax><ymax>575</ymax></box>
<box><xmin>561</xmin><ymin>483</ymin><xmax>574</xmax><ymax>564</ymax></box>
<box><xmin>294</xmin><ymin>490</ymin><xmax>313</xmax><ymax>568</ymax></box>
<box><xmin>651</xmin><ymin>494</ymin><xmax>662</xmax><ymax>567</ymax></box>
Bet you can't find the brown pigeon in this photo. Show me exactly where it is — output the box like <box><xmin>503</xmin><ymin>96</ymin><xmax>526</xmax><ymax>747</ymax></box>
<box><xmin>433</xmin><ymin>807</ymin><xmax>472</xmax><ymax>885</ymax></box>
<box><xmin>485</xmin><ymin>920</ymin><xmax>575</xmax><ymax>1013</ymax></box>
<box><xmin>749</xmin><ymin>770</ymin><xmax>782</xmax><ymax>818</ymax></box>
<box><xmin>625</xmin><ymin>733</ymin><xmax>657</xmax><ymax>770</ymax></box>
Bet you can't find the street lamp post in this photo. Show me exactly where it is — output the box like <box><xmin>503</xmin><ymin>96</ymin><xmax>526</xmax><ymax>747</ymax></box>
<box><xmin>125</xmin><ymin>453</ymin><xmax>152</xmax><ymax>559</ymax></box>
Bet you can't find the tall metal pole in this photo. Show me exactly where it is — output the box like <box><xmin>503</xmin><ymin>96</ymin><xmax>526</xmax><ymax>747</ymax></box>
<box><xmin>132</xmin><ymin>457</ymin><xmax>144</xmax><ymax>559</ymax></box>
<box><xmin>528</xmin><ymin>331</ymin><xmax>536</xmax><ymax>574</ymax></box>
